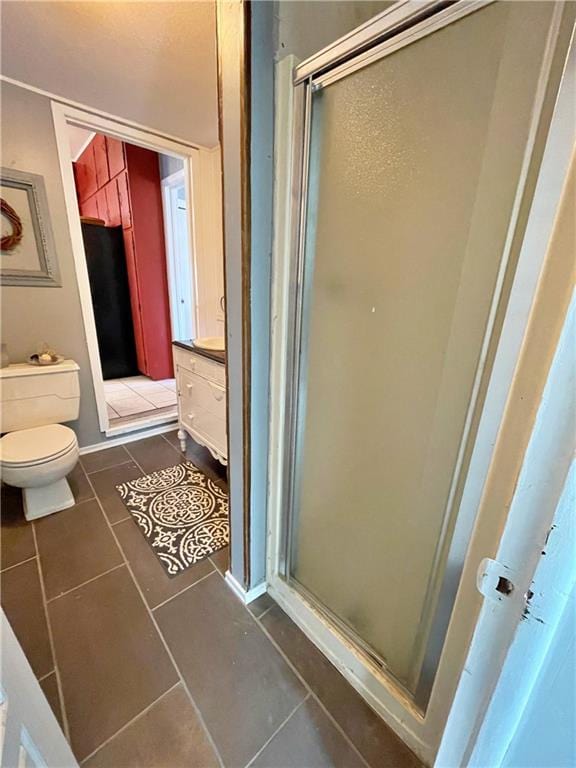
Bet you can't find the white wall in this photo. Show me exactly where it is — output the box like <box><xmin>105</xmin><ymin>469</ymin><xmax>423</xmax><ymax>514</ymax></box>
<box><xmin>67</xmin><ymin>125</ymin><xmax>94</xmax><ymax>161</ymax></box>
<box><xmin>1</xmin><ymin>1</ymin><xmax>218</xmax><ymax>147</ymax></box>
<box><xmin>503</xmin><ymin>581</ymin><xmax>576</xmax><ymax>768</ymax></box>
<box><xmin>159</xmin><ymin>155</ymin><xmax>184</xmax><ymax>181</ymax></box>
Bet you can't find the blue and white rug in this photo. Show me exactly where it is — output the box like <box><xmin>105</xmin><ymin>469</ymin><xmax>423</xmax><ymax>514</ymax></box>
<box><xmin>116</xmin><ymin>461</ymin><xmax>229</xmax><ymax>576</ymax></box>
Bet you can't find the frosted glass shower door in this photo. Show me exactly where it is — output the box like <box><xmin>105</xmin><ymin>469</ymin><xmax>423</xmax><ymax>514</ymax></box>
<box><xmin>286</xmin><ymin>1</ymin><xmax>561</xmax><ymax>698</ymax></box>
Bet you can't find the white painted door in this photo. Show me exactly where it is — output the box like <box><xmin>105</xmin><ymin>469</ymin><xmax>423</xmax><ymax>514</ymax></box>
<box><xmin>1</xmin><ymin>610</ymin><xmax>77</xmax><ymax>768</ymax></box>
<box><xmin>162</xmin><ymin>173</ymin><xmax>195</xmax><ymax>342</ymax></box>
<box><xmin>172</xmin><ymin>191</ymin><xmax>195</xmax><ymax>340</ymax></box>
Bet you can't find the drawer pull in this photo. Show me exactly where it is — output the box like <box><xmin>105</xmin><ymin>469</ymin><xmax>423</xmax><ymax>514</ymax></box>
<box><xmin>209</xmin><ymin>383</ymin><xmax>225</xmax><ymax>401</ymax></box>
<box><xmin>187</xmin><ymin>413</ymin><xmax>195</xmax><ymax>422</ymax></box>
<box><xmin>186</xmin><ymin>383</ymin><xmax>194</xmax><ymax>392</ymax></box>
<box><xmin>188</xmin><ymin>359</ymin><xmax>196</xmax><ymax>371</ymax></box>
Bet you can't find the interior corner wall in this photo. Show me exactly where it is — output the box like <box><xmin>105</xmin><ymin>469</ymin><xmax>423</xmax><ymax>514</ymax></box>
<box><xmin>159</xmin><ymin>155</ymin><xmax>184</xmax><ymax>180</ymax></box>
<box><xmin>216</xmin><ymin>0</ymin><xmax>248</xmax><ymax>587</ymax></box>
<box><xmin>249</xmin><ymin>0</ymin><xmax>275</xmax><ymax>588</ymax></box>
<box><xmin>1</xmin><ymin>81</ymin><xmax>102</xmax><ymax>446</ymax></box>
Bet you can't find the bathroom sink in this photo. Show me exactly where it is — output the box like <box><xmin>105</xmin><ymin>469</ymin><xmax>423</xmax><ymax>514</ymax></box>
<box><xmin>193</xmin><ymin>336</ymin><xmax>225</xmax><ymax>352</ymax></box>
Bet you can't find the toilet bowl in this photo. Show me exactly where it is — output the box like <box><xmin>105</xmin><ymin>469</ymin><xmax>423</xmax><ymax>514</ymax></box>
<box><xmin>0</xmin><ymin>424</ymin><xmax>80</xmax><ymax>520</ymax></box>
<box><xmin>0</xmin><ymin>359</ymin><xmax>81</xmax><ymax>521</ymax></box>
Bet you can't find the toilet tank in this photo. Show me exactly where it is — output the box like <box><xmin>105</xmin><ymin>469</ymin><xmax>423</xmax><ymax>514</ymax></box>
<box><xmin>0</xmin><ymin>360</ymin><xmax>80</xmax><ymax>433</ymax></box>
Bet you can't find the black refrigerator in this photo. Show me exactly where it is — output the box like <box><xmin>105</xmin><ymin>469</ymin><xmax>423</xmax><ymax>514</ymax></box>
<box><xmin>81</xmin><ymin>222</ymin><xmax>139</xmax><ymax>380</ymax></box>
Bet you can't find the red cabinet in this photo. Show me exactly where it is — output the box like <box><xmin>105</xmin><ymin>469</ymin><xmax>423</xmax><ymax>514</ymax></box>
<box><xmin>122</xmin><ymin>230</ymin><xmax>147</xmax><ymax>374</ymax></box>
<box><xmin>74</xmin><ymin>144</ymin><xmax>97</xmax><ymax>201</ymax></box>
<box><xmin>79</xmin><ymin>195</ymin><xmax>98</xmax><ymax>220</ymax></box>
<box><xmin>123</xmin><ymin>144</ymin><xmax>173</xmax><ymax>380</ymax></box>
<box><xmin>106</xmin><ymin>137</ymin><xmax>125</xmax><ymax>178</ymax></box>
<box><xmin>73</xmin><ymin>135</ymin><xmax>173</xmax><ymax>380</ymax></box>
<box><xmin>117</xmin><ymin>172</ymin><xmax>132</xmax><ymax>229</ymax></box>
<box><xmin>93</xmin><ymin>134</ymin><xmax>110</xmax><ymax>189</ymax></box>
<box><xmin>95</xmin><ymin>188</ymin><xmax>108</xmax><ymax>222</ymax></box>
<box><xmin>105</xmin><ymin>180</ymin><xmax>121</xmax><ymax>227</ymax></box>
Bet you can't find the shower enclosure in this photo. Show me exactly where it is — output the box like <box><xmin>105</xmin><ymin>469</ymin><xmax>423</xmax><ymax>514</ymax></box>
<box><xmin>268</xmin><ymin>0</ymin><xmax>574</xmax><ymax>759</ymax></box>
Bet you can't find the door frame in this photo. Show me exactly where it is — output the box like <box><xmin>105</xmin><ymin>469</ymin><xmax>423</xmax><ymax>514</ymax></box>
<box><xmin>161</xmin><ymin>168</ymin><xmax>198</xmax><ymax>342</ymax></box>
<box><xmin>52</xmin><ymin>101</ymin><xmax>208</xmax><ymax>437</ymax></box>
<box><xmin>266</xmin><ymin>2</ymin><xmax>574</xmax><ymax>763</ymax></box>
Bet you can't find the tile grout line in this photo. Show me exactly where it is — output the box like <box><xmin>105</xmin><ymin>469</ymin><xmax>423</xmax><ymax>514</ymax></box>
<box><xmin>257</xmin><ymin>616</ymin><xmax>373</xmax><ymax>768</ymax></box>
<box><xmin>37</xmin><ymin>668</ymin><xmax>56</xmax><ymax>683</ymax></box>
<box><xmin>244</xmin><ymin>694</ymin><xmax>311</xmax><ymax>768</ymax></box>
<box><xmin>160</xmin><ymin>432</ymin><xmax>183</xmax><ymax>453</ymax></box>
<box><xmin>0</xmin><ymin>554</ymin><xmax>37</xmax><ymax>573</ymax></box>
<box><xmin>123</xmin><ymin>441</ymin><xmax>180</xmax><ymax>475</ymax></box>
<box><xmin>86</xmin><ymin>443</ymin><xmax>371</xmax><ymax>766</ymax></box>
<box><xmin>31</xmin><ymin>522</ymin><xmax>72</xmax><ymax>744</ymax></box>
<box><xmin>253</xmin><ymin>603</ymin><xmax>275</xmax><ymax>621</ymax></box>
<box><xmin>82</xmin><ymin>459</ymin><xmax>135</xmax><ymax>476</ymax></box>
<box><xmin>82</xmin><ymin>462</ymin><xmax>226</xmax><ymax>768</ymax></box>
<box><xmin>150</xmin><ymin>567</ymin><xmax>217</xmax><ymax>612</ymax></box>
<box><xmin>78</xmin><ymin>681</ymin><xmax>181</xmax><ymax>765</ymax></box>
<box><xmin>110</xmin><ymin>515</ymin><xmax>133</xmax><ymax>526</ymax></box>
<box><xmin>159</xmin><ymin>432</ymin><xmax>228</xmax><ymax>490</ymax></box>
<box><xmin>46</xmin><ymin>564</ymin><xmax>125</xmax><ymax>604</ymax></box>
<box><xmin>122</xmin><ymin>444</ymin><xmax>360</xmax><ymax>767</ymax></box>
<box><xmin>210</xmin><ymin>567</ymin><xmax>373</xmax><ymax>768</ymax></box>
<box><xmin>254</xmin><ymin>607</ymin><xmax>373</xmax><ymax>768</ymax></box>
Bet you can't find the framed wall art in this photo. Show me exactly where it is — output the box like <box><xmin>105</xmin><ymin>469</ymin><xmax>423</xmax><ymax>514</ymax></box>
<box><xmin>1</xmin><ymin>167</ymin><xmax>61</xmax><ymax>286</ymax></box>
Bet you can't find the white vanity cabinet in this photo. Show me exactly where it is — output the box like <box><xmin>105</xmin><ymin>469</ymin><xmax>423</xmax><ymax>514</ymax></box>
<box><xmin>173</xmin><ymin>344</ymin><xmax>227</xmax><ymax>465</ymax></box>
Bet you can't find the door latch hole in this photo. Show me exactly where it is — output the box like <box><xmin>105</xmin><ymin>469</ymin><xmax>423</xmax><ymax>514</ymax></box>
<box><xmin>496</xmin><ymin>576</ymin><xmax>514</xmax><ymax>596</ymax></box>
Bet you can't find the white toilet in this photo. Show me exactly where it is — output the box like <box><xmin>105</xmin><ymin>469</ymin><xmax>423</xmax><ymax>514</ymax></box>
<box><xmin>0</xmin><ymin>360</ymin><xmax>81</xmax><ymax>521</ymax></box>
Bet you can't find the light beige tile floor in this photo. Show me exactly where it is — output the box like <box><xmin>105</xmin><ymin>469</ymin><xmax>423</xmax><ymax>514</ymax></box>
<box><xmin>104</xmin><ymin>375</ymin><xmax>177</xmax><ymax>420</ymax></box>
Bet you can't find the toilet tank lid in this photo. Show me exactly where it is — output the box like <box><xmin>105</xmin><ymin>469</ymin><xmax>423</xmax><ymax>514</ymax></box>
<box><xmin>0</xmin><ymin>360</ymin><xmax>79</xmax><ymax>379</ymax></box>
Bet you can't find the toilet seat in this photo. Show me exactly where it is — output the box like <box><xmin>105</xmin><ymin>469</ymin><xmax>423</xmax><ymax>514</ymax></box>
<box><xmin>0</xmin><ymin>424</ymin><xmax>78</xmax><ymax>468</ymax></box>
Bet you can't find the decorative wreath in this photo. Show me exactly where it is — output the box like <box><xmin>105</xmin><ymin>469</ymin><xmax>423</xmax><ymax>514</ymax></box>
<box><xmin>1</xmin><ymin>197</ymin><xmax>24</xmax><ymax>251</ymax></box>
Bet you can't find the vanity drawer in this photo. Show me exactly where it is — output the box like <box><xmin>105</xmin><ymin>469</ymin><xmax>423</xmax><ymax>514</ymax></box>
<box><xmin>173</xmin><ymin>346</ymin><xmax>225</xmax><ymax>387</ymax></box>
<box><xmin>178</xmin><ymin>369</ymin><xmax>226</xmax><ymax>419</ymax></box>
<box><xmin>183</xmin><ymin>410</ymin><xmax>227</xmax><ymax>457</ymax></box>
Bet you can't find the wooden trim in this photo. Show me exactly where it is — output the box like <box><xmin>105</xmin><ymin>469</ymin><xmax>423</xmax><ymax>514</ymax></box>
<box><xmin>225</xmin><ymin>569</ymin><xmax>267</xmax><ymax>604</ymax></box>
<box><xmin>2</xmin><ymin>75</ymin><xmax>212</xmax><ymax>151</ymax></box>
<box><xmin>216</xmin><ymin>0</ymin><xmax>253</xmax><ymax>590</ymax></box>
<box><xmin>241</xmin><ymin>0</ymin><xmax>252</xmax><ymax>589</ymax></box>
<box><xmin>215</xmin><ymin>1</ymin><xmax>233</xmax><ymax>587</ymax></box>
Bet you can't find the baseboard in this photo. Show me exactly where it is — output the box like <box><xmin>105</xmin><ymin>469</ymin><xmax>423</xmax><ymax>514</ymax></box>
<box><xmin>225</xmin><ymin>570</ymin><xmax>267</xmax><ymax>605</ymax></box>
<box><xmin>105</xmin><ymin>413</ymin><xmax>177</xmax><ymax>438</ymax></box>
<box><xmin>79</xmin><ymin>422</ymin><xmax>177</xmax><ymax>454</ymax></box>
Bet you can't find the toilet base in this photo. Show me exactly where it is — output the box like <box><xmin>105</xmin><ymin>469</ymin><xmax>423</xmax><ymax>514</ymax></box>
<box><xmin>23</xmin><ymin>478</ymin><xmax>75</xmax><ymax>521</ymax></box>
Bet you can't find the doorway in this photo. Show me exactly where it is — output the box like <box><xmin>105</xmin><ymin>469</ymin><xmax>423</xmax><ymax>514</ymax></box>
<box><xmin>53</xmin><ymin>103</ymin><xmax>206</xmax><ymax>437</ymax></box>
<box><xmin>68</xmin><ymin>127</ymin><xmax>184</xmax><ymax>429</ymax></box>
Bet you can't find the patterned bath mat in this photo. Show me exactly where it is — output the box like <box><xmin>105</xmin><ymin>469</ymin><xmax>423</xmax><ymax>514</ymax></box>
<box><xmin>116</xmin><ymin>461</ymin><xmax>229</xmax><ymax>577</ymax></box>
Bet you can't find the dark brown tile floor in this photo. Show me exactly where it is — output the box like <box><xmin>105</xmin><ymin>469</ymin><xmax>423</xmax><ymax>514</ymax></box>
<box><xmin>1</xmin><ymin>430</ymin><xmax>421</xmax><ymax>768</ymax></box>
